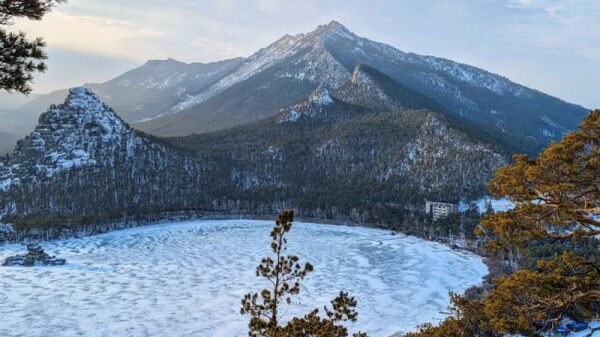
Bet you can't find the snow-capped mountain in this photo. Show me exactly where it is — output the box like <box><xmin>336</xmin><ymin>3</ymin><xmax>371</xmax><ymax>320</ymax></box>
<box><xmin>132</xmin><ymin>21</ymin><xmax>586</xmax><ymax>154</ymax></box>
<box><xmin>2</xmin><ymin>21</ymin><xmax>587</xmax><ymax>155</ymax></box>
<box><xmin>164</xmin><ymin>22</ymin><xmax>353</xmax><ymax>114</ymax></box>
<box><xmin>92</xmin><ymin>57</ymin><xmax>243</xmax><ymax>122</ymax></box>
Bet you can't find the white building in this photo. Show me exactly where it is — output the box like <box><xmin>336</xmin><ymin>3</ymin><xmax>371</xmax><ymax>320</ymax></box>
<box><xmin>425</xmin><ymin>200</ymin><xmax>458</xmax><ymax>220</ymax></box>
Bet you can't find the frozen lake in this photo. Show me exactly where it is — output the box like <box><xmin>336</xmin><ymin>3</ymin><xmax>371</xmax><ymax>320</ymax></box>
<box><xmin>0</xmin><ymin>220</ymin><xmax>487</xmax><ymax>337</ymax></box>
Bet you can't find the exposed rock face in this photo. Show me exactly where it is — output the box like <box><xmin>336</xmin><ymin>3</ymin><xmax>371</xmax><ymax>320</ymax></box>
<box><xmin>11</xmin><ymin>87</ymin><xmax>128</xmax><ymax>178</ymax></box>
<box><xmin>2</xmin><ymin>243</ymin><xmax>66</xmax><ymax>266</ymax></box>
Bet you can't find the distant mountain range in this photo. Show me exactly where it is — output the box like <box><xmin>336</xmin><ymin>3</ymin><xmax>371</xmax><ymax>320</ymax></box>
<box><xmin>0</xmin><ymin>58</ymin><xmax>243</xmax><ymax>139</ymax></box>
<box><xmin>0</xmin><ymin>21</ymin><xmax>588</xmax><ymax>155</ymax></box>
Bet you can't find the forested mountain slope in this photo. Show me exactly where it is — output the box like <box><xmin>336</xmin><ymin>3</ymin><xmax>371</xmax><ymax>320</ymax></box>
<box><xmin>172</xmin><ymin>65</ymin><xmax>507</xmax><ymax>212</ymax></box>
<box><xmin>0</xmin><ymin>83</ymin><xmax>505</xmax><ymax>230</ymax></box>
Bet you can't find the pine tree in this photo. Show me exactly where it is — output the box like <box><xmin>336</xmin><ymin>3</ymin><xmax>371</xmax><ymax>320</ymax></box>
<box><xmin>482</xmin><ymin>252</ymin><xmax>599</xmax><ymax>335</ymax></box>
<box><xmin>404</xmin><ymin>293</ymin><xmax>501</xmax><ymax>337</ymax></box>
<box><xmin>480</xmin><ymin>109</ymin><xmax>600</xmax><ymax>250</ymax></box>
<box><xmin>241</xmin><ymin>210</ymin><xmax>367</xmax><ymax>337</ymax></box>
<box><xmin>407</xmin><ymin>110</ymin><xmax>600</xmax><ymax>337</ymax></box>
<box><xmin>0</xmin><ymin>0</ymin><xmax>65</xmax><ymax>94</ymax></box>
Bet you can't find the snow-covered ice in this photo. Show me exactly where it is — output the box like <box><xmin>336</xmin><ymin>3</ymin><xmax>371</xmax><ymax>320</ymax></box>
<box><xmin>0</xmin><ymin>220</ymin><xmax>488</xmax><ymax>337</ymax></box>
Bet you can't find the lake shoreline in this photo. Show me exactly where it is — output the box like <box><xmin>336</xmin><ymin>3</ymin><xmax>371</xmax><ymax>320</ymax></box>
<box><xmin>0</xmin><ymin>210</ymin><xmax>394</xmax><ymax>244</ymax></box>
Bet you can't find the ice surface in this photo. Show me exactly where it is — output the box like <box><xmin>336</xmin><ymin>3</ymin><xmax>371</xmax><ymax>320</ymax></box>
<box><xmin>0</xmin><ymin>220</ymin><xmax>487</xmax><ymax>337</ymax></box>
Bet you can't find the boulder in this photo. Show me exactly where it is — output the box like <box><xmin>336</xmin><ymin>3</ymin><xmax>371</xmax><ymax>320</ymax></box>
<box><xmin>2</xmin><ymin>243</ymin><xmax>66</xmax><ymax>266</ymax></box>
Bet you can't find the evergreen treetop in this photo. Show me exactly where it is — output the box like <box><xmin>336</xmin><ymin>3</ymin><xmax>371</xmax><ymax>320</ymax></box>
<box><xmin>0</xmin><ymin>0</ymin><xmax>65</xmax><ymax>94</ymax></box>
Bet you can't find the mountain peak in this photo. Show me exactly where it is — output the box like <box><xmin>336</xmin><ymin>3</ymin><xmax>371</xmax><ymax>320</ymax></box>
<box><xmin>313</xmin><ymin>20</ymin><xmax>355</xmax><ymax>39</ymax></box>
<box><xmin>68</xmin><ymin>86</ymin><xmax>95</xmax><ymax>97</ymax></box>
<box><xmin>348</xmin><ymin>64</ymin><xmax>395</xmax><ymax>91</ymax></box>
<box><xmin>10</xmin><ymin>89</ymin><xmax>131</xmax><ymax>177</ymax></box>
<box><xmin>323</xmin><ymin>20</ymin><xmax>349</xmax><ymax>31</ymax></box>
<box><xmin>130</xmin><ymin>19</ymin><xmax>585</xmax><ymax>154</ymax></box>
<box><xmin>45</xmin><ymin>87</ymin><xmax>126</xmax><ymax>138</ymax></box>
<box><xmin>64</xmin><ymin>87</ymin><xmax>104</xmax><ymax>109</ymax></box>
<box><xmin>336</xmin><ymin>64</ymin><xmax>449</xmax><ymax>114</ymax></box>
<box><xmin>143</xmin><ymin>58</ymin><xmax>186</xmax><ymax>68</ymax></box>
<box><xmin>277</xmin><ymin>84</ymin><xmax>337</xmax><ymax>123</ymax></box>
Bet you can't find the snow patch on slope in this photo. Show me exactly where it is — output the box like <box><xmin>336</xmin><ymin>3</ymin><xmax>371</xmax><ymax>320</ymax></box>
<box><xmin>421</xmin><ymin>56</ymin><xmax>531</xmax><ymax>98</ymax></box>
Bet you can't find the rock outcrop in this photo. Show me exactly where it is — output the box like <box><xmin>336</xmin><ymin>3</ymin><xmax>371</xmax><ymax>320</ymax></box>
<box><xmin>2</xmin><ymin>243</ymin><xmax>66</xmax><ymax>266</ymax></box>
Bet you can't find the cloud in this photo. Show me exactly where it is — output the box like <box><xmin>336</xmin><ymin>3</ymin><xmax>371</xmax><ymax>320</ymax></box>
<box><xmin>11</xmin><ymin>11</ymin><xmax>163</xmax><ymax>61</ymax></box>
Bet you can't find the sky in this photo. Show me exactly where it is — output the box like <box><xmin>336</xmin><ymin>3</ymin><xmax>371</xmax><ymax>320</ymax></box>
<box><xmin>8</xmin><ymin>0</ymin><xmax>600</xmax><ymax>108</ymax></box>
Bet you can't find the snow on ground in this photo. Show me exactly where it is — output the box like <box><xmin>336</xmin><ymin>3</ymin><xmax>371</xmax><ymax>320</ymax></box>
<box><xmin>0</xmin><ymin>220</ymin><xmax>488</xmax><ymax>337</ymax></box>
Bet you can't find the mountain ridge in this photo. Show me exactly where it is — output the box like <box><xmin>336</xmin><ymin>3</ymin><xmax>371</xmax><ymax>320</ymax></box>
<box><xmin>0</xmin><ymin>57</ymin><xmax>244</xmax><ymax>140</ymax></box>
<box><xmin>134</xmin><ymin>21</ymin><xmax>587</xmax><ymax>154</ymax></box>
<box><xmin>0</xmin><ymin>20</ymin><xmax>588</xmax><ymax>155</ymax></box>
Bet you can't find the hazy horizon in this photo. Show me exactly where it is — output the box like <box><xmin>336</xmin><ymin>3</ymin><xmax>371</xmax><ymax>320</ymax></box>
<box><xmin>6</xmin><ymin>0</ymin><xmax>600</xmax><ymax>108</ymax></box>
